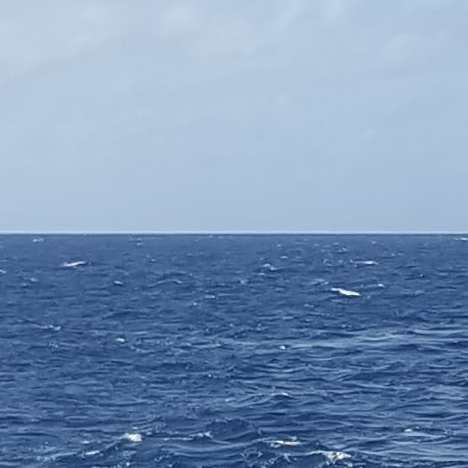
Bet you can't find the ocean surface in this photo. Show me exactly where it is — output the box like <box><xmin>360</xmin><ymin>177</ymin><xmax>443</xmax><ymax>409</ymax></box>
<box><xmin>1</xmin><ymin>235</ymin><xmax>468</xmax><ymax>468</ymax></box>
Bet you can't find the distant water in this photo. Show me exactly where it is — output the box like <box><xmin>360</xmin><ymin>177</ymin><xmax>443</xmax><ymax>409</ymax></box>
<box><xmin>1</xmin><ymin>234</ymin><xmax>468</xmax><ymax>468</ymax></box>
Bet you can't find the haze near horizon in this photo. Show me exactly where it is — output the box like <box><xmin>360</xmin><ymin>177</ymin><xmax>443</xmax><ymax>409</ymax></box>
<box><xmin>1</xmin><ymin>0</ymin><xmax>467</xmax><ymax>232</ymax></box>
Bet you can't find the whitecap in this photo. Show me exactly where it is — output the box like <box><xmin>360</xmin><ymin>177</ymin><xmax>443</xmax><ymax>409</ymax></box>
<box><xmin>354</xmin><ymin>260</ymin><xmax>378</xmax><ymax>266</ymax></box>
<box><xmin>122</xmin><ymin>432</ymin><xmax>143</xmax><ymax>443</ymax></box>
<box><xmin>262</xmin><ymin>262</ymin><xmax>278</xmax><ymax>272</ymax></box>
<box><xmin>0</xmin><ymin>269</ymin><xmax>6</xmax><ymax>275</ymax></box>
<box><xmin>191</xmin><ymin>431</ymin><xmax>212</xmax><ymax>439</ymax></box>
<box><xmin>331</xmin><ymin>287</ymin><xmax>360</xmax><ymax>297</ymax></box>
<box><xmin>113</xmin><ymin>280</ymin><xmax>124</xmax><ymax>286</ymax></box>
<box><xmin>116</xmin><ymin>337</ymin><xmax>126</xmax><ymax>343</ymax></box>
<box><xmin>271</xmin><ymin>391</ymin><xmax>291</xmax><ymax>398</ymax></box>
<box><xmin>308</xmin><ymin>450</ymin><xmax>351</xmax><ymax>463</ymax></box>
<box><xmin>271</xmin><ymin>438</ymin><xmax>302</xmax><ymax>447</ymax></box>
<box><xmin>33</xmin><ymin>237</ymin><xmax>44</xmax><ymax>243</ymax></box>
<box><xmin>85</xmin><ymin>450</ymin><xmax>100</xmax><ymax>456</ymax></box>
<box><xmin>62</xmin><ymin>261</ymin><xmax>87</xmax><ymax>268</ymax></box>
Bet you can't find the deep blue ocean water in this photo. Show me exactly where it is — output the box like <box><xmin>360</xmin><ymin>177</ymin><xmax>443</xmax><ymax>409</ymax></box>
<box><xmin>1</xmin><ymin>235</ymin><xmax>468</xmax><ymax>468</ymax></box>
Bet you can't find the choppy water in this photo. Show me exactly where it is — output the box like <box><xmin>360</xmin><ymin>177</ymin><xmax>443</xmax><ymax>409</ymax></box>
<box><xmin>1</xmin><ymin>235</ymin><xmax>468</xmax><ymax>468</ymax></box>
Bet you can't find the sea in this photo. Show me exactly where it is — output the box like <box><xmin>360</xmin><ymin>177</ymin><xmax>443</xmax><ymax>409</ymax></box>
<box><xmin>1</xmin><ymin>234</ymin><xmax>467</xmax><ymax>468</ymax></box>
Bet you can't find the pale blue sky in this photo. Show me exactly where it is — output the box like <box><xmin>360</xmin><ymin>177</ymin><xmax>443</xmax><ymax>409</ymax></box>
<box><xmin>1</xmin><ymin>0</ymin><xmax>467</xmax><ymax>232</ymax></box>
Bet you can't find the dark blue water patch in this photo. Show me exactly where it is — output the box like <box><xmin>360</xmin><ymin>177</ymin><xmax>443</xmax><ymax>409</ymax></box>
<box><xmin>1</xmin><ymin>234</ymin><xmax>468</xmax><ymax>467</ymax></box>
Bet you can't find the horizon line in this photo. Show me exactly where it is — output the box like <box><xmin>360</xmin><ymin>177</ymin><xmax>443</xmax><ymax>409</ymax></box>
<box><xmin>0</xmin><ymin>230</ymin><xmax>467</xmax><ymax>235</ymax></box>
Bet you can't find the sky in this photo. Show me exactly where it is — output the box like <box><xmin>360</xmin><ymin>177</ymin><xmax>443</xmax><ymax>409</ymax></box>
<box><xmin>1</xmin><ymin>0</ymin><xmax>467</xmax><ymax>232</ymax></box>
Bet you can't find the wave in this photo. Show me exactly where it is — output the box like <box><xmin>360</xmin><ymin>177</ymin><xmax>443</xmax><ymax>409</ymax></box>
<box><xmin>331</xmin><ymin>287</ymin><xmax>360</xmax><ymax>297</ymax></box>
<box><xmin>62</xmin><ymin>260</ymin><xmax>87</xmax><ymax>268</ymax></box>
<box><xmin>308</xmin><ymin>450</ymin><xmax>352</xmax><ymax>463</ymax></box>
<box><xmin>121</xmin><ymin>432</ymin><xmax>143</xmax><ymax>443</ymax></box>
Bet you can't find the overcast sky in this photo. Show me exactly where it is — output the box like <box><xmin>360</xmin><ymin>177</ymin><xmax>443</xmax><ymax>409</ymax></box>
<box><xmin>1</xmin><ymin>0</ymin><xmax>467</xmax><ymax>232</ymax></box>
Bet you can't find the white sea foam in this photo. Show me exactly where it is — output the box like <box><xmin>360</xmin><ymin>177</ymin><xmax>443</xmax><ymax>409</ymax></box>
<box><xmin>85</xmin><ymin>450</ymin><xmax>100</xmax><ymax>456</ymax></box>
<box><xmin>354</xmin><ymin>260</ymin><xmax>378</xmax><ymax>266</ymax></box>
<box><xmin>262</xmin><ymin>263</ymin><xmax>278</xmax><ymax>271</ymax></box>
<box><xmin>308</xmin><ymin>450</ymin><xmax>351</xmax><ymax>463</ymax></box>
<box><xmin>191</xmin><ymin>431</ymin><xmax>212</xmax><ymax>439</ymax></box>
<box><xmin>122</xmin><ymin>432</ymin><xmax>143</xmax><ymax>443</ymax></box>
<box><xmin>62</xmin><ymin>261</ymin><xmax>87</xmax><ymax>268</ymax></box>
<box><xmin>33</xmin><ymin>237</ymin><xmax>44</xmax><ymax>243</ymax></box>
<box><xmin>271</xmin><ymin>438</ymin><xmax>302</xmax><ymax>447</ymax></box>
<box><xmin>113</xmin><ymin>280</ymin><xmax>124</xmax><ymax>286</ymax></box>
<box><xmin>331</xmin><ymin>287</ymin><xmax>360</xmax><ymax>297</ymax></box>
<box><xmin>116</xmin><ymin>337</ymin><xmax>126</xmax><ymax>343</ymax></box>
<box><xmin>0</xmin><ymin>269</ymin><xmax>6</xmax><ymax>275</ymax></box>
